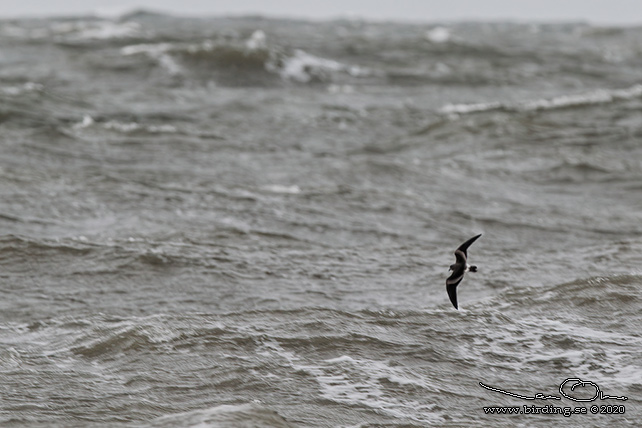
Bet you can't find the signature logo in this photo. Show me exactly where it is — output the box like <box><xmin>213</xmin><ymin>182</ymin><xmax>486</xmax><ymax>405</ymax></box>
<box><xmin>480</xmin><ymin>378</ymin><xmax>628</xmax><ymax>402</ymax></box>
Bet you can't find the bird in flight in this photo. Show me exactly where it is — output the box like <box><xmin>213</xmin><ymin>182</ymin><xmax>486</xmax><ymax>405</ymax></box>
<box><xmin>446</xmin><ymin>234</ymin><xmax>482</xmax><ymax>310</ymax></box>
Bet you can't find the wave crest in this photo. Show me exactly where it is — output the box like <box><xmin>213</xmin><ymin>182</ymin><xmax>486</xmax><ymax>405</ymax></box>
<box><xmin>441</xmin><ymin>84</ymin><xmax>642</xmax><ymax>116</ymax></box>
<box><xmin>121</xmin><ymin>30</ymin><xmax>375</xmax><ymax>85</ymax></box>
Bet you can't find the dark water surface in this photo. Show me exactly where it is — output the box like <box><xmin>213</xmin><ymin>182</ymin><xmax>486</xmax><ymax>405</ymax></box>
<box><xmin>1</xmin><ymin>12</ymin><xmax>641</xmax><ymax>427</ymax></box>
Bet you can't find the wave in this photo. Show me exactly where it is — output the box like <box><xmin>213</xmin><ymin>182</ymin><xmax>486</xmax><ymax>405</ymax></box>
<box><xmin>50</xmin><ymin>307</ymin><xmax>434</xmax><ymax>361</ymax></box>
<box><xmin>440</xmin><ymin>84</ymin><xmax>642</xmax><ymax>115</ymax></box>
<box><xmin>120</xmin><ymin>30</ymin><xmax>376</xmax><ymax>85</ymax></box>
<box><xmin>273</xmin><ymin>48</ymin><xmax>374</xmax><ymax>83</ymax></box>
<box><xmin>256</xmin><ymin>339</ymin><xmax>442</xmax><ymax>426</ymax></box>
<box><xmin>541</xmin><ymin>159</ymin><xmax>622</xmax><ymax>183</ymax></box>
<box><xmin>0</xmin><ymin>82</ymin><xmax>44</xmax><ymax>96</ymax></box>
<box><xmin>64</xmin><ymin>314</ymin><xmax>232</xmax><ymax>358</ymax></box>
<box><xmin>72</xmin><ymin>114</ymin><xmax>179</xmax><ymax>135</ymax></box>
<box><xmin>0</xmin><ymin>235</ymin><xmax>94</xmax><ymax>259</ymax></box>
<box><xmin>52</xmin><ymin>20</ymin><xmax>143</xmax><ymax>41</ymax></box>
<box><xmin>550</xmin><ymin>274</ymin><xmax>641</xmax><ymax>306</ymax></box>
<box><xmin>0</xmin><ymin>18</ymin><xmax>145</xmax><ymax>43</ymax></box>
<box><xmin>0</xmin><ymin>81</ymin><xmax>96</xmax><ymax>129</ymax></box>
<box><xmin>424</xmin><ymin>26</ymin><xmax>452</xmax><ymax>44</ymax></box>
<box><xmin>147</xmin><ymin>403</ymin><xmax>293</xmax><ymax>428</ymax></box>
<box><xmin>486</xmin><ymin>274</ymin><xmax>642</xmax><ymax>314</ymax></box>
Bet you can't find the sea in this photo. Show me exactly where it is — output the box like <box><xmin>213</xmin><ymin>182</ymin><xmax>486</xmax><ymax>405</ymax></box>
<box><xmin>1</xmin><ymin>11</ymin><xmax>641</xmax><ymax>427</ymax></box>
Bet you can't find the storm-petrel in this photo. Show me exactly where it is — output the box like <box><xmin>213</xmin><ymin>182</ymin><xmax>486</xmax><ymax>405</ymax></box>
<box><xmin>446</xmin><ymin>234</ymin><xmax>482</xmax><ymax>310</ymax></box>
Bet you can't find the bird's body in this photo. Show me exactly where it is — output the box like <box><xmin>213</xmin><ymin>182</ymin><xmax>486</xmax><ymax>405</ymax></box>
<box><xmin>446</xmin><ymin>234</ymin><xmax>481</xmax><ymax>309</ymax></box>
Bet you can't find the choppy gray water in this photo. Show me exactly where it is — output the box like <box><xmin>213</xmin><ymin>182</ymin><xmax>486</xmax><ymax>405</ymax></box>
<box><xmin>1</xmin><ymin>11</ymin><xmax>642</xmax><ymax>427</ymax></box>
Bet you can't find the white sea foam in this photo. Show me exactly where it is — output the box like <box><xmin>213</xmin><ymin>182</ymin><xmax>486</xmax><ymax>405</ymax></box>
<box><xmin>104</xmin><ymin>121</ymin><xmax>141</xmax><ymax>133</ymax></box>
<box><xmin>1</xmin><ymin>82</ymin><xmax>43</xmax><ymax>96</ymax></box>
<box><xmin>121</xmin><ymin>43</ymin><xmax>172</xmax><ymax>56</ymax></box>
<box><xmin>279</xmin><ymin>50</ymin><xmax>342</xmax><ymax>82</ymax></box>
<box><xmin>1</xmin><ymin>20</ymin><xmax>142</xmax><ymax>41</ymax></box>
<box><xmin>263</xmin><ymin>185</ymin><xmax>301</xmax><ymax>194</ymax></box>
<box><xmin>74</xmin><ymin>118</ymin><xmax>177</xmax><ymax>134</ymax></box>
<box><xmin>425</xmin><ymin>26</ymin><xmax>452</xmax><ymax>43</ymax></box>
<box><xmin>441</xmin><ymin>101</ymin><xmax>503</xmax><ymax>115</ymax></box>
<box><xmin>121</xmin><ymin>43</ymin><xmax>183</xmax><ymax>75</ymax></box>
<box><xmin>610</xmin><ymin>362</ymin><xmax>642</xmax><ymax>387</ymax></box>
<box><xmin>52</xmin><ymin>20</ymin><xmax>142</xmax><ymax>40</ymax></box>
<box><xmin>441</xmin><ymin>84</ymin><xmax>642</xmax><ymax>116</ymax></box>
<box><xmin>148</xmin><ymin>124</ymin><xmax>178</xmax><ymax>133</ymax></box>
<box><xmin>314</xmin><ymin>355</ymin><xmax>442</xmax><ymax>424</ymax></box>
<box><xmin>73</xmin><ymin>115</ymin><xmax>95</xmax><ymax>129</ymax></box>
<box><xmin>149</xmin><ymin>403</ymin><xmax>291</xmax><ymax>428</ymax></box>
<box><xmin>525</xmin><ymin>84</ymin><xmax>642</xmax><ymax>110</ymax></box>
<box><xmin>277</xmin><ymin>49</ymin><xmax>372</xmax><ymax>83</ymax></box>
<box><xmin>246</xmin><ymin>30</ymin><xmax>267</xmax><ymax>51</ymax></box>
<box><xmin>258</xmin><ymin>340</ymin><xmax>442</xmax><ymax>424</ymax></box>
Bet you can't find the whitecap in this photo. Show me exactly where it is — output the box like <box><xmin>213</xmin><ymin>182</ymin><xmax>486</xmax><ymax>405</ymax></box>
<box><xmin>73</xmin><ymin>115</ymin><xmax>95</xmax><ymax>129</ymax></box>
<box><xmin>263</xmin><ymin>185</ymin><xmax>301</xmax><ymax>194</ymax></box>
<box><xmin>440</xmin><ymin>84</ymin><xmax>642</xmax><ymax>116</ymax></box>
<box><xmin>276</xmin><ymin>49</ymin><xmax>372</xmax><ymax>83</ymax></box>
<box><xmin>52</xmin><ymin>20</ymin><xmax>142</xmax><ymax>40</ymax></box>
<box><xmin>148</xmin><ymin>124</ymin><xmax>178</xmax><ymax>133</ymax></box>
<box><xmin>279</xmin><ymin>49</ymin><xmax>344</xmax><ymax>82</ymax></box>
<box><xmin>246</xmin><ymin>30</ymin><xmax>267</xmax><ymax>51</ymax></box>
<box><xmin>121</xmin><ymin>43</ymin><xmax>173</xmax><ymax>56</ymax></box>
<box><xmin>104</xmin><ymin>121</ymin><xmax>140</xmax><ymax>133</ymax></box>
<box><xmin>440</xmin><ymin>101</ymin><xmax>503</xmax><ymax>115</ymax></box>
<box><xmin>121</xmin><ymin>43</ymin><xmax>183</xmax><ymax>75</ymax></box>
<box><xmin>522</xmin><ymin>84</ymin><xmax>642</xmax><ymax>111</ymax></box>
<box><xmin>1</xmin><ymin>82</ymin><xmax>43</xmax><ymax>96</ymax></box>
<box><xmin>425</xmin><ymin>26</ymin><xmax>451</xmax><ymax>43</ymax></box>
<box><xmin>148</xmin><ymin>403</ymin><xmax>291</xmax><ymax>428</ymax></box>
<box><xmin>258</xmin><ymin>340</ymin><xmax>443</xmax><ymax>424</ymax></box>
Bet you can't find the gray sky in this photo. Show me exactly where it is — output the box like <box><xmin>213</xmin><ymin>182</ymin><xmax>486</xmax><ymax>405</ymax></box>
<box><xmin>2</xmin><ymin>0</ymin><xmax>642</xmax><ymax>24</ymax></box>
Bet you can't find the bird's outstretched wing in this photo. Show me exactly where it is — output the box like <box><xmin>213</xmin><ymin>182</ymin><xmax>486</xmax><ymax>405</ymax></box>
<box><xmin>453</xmin><ymin>249</ymin><xmax>467</xmax><ymax>265</ymax></box>
<box><xmin>446</xmin><ymin>270</ymin><xmax>464</xmax><ymax>288</ymax></box>
<box><xmin>446</xmin><ymin>251</ymin><xmax>466</xmax><ymax>310</ymax></box>
<box><xmin>446</xmin><ymin>281</ymin><xmax>461</xmax><ymax>309</ymax></box>
<box><xmin>456</xmin><ymin>233</ymin><xmax>482</xmax><ymax>258</ymax></box>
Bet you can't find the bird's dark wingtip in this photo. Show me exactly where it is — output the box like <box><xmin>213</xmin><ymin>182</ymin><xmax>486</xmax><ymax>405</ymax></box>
<box><xmin>456</xmin><ymin>233</ymin><xmax>482</xmax><ymax>255</ymax></box>
<box><xmin>447</xmin><ymin>284</ymin><xmax>459</xmax><ymax>310</ymax></box>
